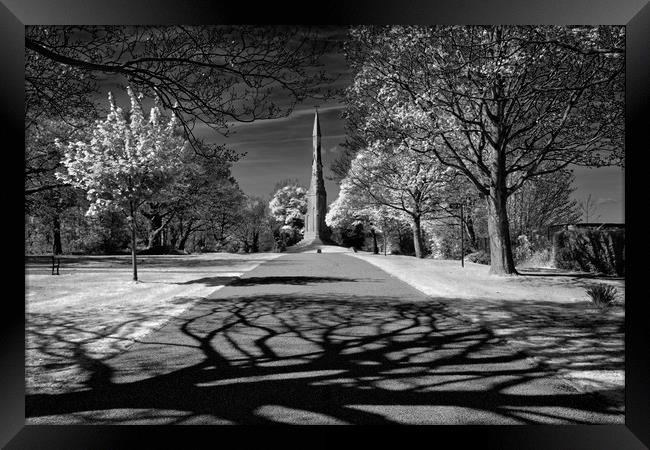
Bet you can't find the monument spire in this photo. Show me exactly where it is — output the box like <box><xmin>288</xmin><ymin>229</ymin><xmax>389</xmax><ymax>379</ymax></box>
<box><xmin>310</xmin><ymin>108</ymin><xmax>324</xmax><ymax>192</ymax></box>
<box><xmin>303</xmin><ymin>108</ymin><xmax>329</xmax><ymax>244</ymax></box>
<box><xmin>313</xmin><ymin>108</ymin><xmax>321</xmax><ymax>138</ymax></box>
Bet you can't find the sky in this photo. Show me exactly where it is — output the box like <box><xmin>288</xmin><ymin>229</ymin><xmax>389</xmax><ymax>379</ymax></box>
<box><xmin>100</xmin><ymin>26</ymin><xmax>625</xmax><ymax>223</ymax></box>
<box><xmin>213</xmin><ymin>104</ymin><xmax>625</xmax><ymax>223</ymax></box>
<box><xmin>211</xmin><ymin>28</ymin><xmax>624</xmax><ymax>223</ymax></box>
<box><xmin>219</xmin><ymin>104</ymin><xmax>347</xmax><ymax>201</ymax></box>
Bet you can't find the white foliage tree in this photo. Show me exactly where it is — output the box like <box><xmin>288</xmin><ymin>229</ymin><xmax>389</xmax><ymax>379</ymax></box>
<box><xmin>56</xmin><ymin>87</ymin><xmax>187</xmax><ymax>280</ymax></box>
<box><xmin>339</xmin><ymin>143</ymin><xmax>456</xmax><ymax>258</ymax></box>
<box><xmin>269</xmin><ymin>185</ymin><xmax>308</xmax><ymax>225</ymax></box>
<box><xmin>268</xmin><ymin>184</ymin><xmax>308</xmax><ymax>248</ymax></box>
<box><xmin>326</xmin><ymin>180</ymin><xmax>402</xmax><ymax>254</ymax></box>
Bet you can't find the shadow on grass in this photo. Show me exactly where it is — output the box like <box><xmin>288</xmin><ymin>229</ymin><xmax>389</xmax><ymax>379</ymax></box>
<box><xmin>518</xmin><ymin>267</ymin><xmax>624</xmax><ymax>281</ymax></box>
<box><xmin>175</xmin><ymin>276</ymin><xmax>239</xmax><ymax>287</ymax></box>
<box><xmin>26</xmin><ymin>292</ymin><xmax>623</xmax><ymax>425</ymax></box>
<box><xmin>433</xmin><ymin>296</ymin><xmax>625</xmax><ymax>373</ymax></box>
<box><xmin>24</xmin><ymin>255</ymin><xmax>274</xmax><ymax>271</ymax></box>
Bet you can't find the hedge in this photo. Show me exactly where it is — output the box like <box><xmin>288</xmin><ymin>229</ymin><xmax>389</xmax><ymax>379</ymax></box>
<box><xmin>552</xmin><ymin>228</ymin><xmax>625</xmax><ymax>276</ymax></box>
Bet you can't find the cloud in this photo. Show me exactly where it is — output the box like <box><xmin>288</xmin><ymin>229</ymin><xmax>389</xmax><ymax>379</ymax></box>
<box><xmin>596</xmin><ymin>197</ymin><xmax>618</xmax><ymax>205</ymax></box>
<box><xmin>235</xmin><ymin>158</ymin><xmax>286</xmax><ymax>165</ymax></box>
<box><xmin>225</xmin><ymin>104</ymin><xmax>346</xmax><ymax>130</ymax></box>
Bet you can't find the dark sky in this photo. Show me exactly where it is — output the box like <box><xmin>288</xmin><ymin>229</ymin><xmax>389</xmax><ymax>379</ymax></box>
<box><xmin>105</xmin><ymin>26</ymin><xmax>625</xmax><ymax>223</ymax></box>
<box><xmin>218</xmin><ymin>103</ymin><xmax>624</xmax><ymax>223</ymax></box>
<box><xmin>217</xmin><ymin>103</ymin><xmax>347</xmax><ymax>201</ymax></box>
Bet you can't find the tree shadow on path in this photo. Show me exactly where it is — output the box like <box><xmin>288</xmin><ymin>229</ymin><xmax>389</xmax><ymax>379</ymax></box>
<box><xmin>177</xmin><ymin>276</ymin><xmax>361</xmax><ymax>287</ymax></box>
<box><xmin>25</xmin><ymin>294</ymin><xmax>623</xmax><ymax>425</ymax></box>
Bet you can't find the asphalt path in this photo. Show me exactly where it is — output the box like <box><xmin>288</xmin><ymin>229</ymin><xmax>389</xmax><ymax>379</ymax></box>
<box><xmin>26</xmin><ymin>252</ymin><xmax>622</xmax><ymax>424</ymax></box>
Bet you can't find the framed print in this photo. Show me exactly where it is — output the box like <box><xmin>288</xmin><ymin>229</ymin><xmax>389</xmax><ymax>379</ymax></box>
<box><xmin>3</xmin><ymin>0</ymin><xmax>649</xmax><ymax>447</ymax></box>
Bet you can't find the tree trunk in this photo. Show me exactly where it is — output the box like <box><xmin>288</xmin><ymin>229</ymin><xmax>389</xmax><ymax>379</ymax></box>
<box><xmin>486</xmin><ymin>187</ymin><xmax>518</xmax><ymax>275</ymax></box>
<box><xmin>381</xmin><ymin>220</ymin><xmax>388</xmax><ymax>256</ymax></box>
<box><xmin>178</xmin><ymin>219</ymin><xmax>195</xmax><ymax>251</ymax></box>
<box><xmin>252</xmin><ymin>231</ymin><xmax>259</xmax><ymax>253</ymax></box>
<box><xmin>412</xmin><ymin>215</ymin><xmax>424</xmax><ymax>258</ymax></box>
<box><xmin>371</xmin><ymin>229</ymin><xmax>379</xmax><ymax>254</ymax></box>
<box><xmin>52</xmin><ymin>215</ymin><xmax>62</xmax><ymax>255</ymax></box>
<box><xmin>129</xmin><ymin>202</ymin><xmax>138</xmax><ymax>281</ymax></box>
<box><xmin>397</xmin><ymin>227</ymin><xmax>407</xmax><ymax>253</ymax></box>
<box><xmin>178</xmin><ymin>233</ymin><xmax>189</xmax><ymax>251</ymax></box>
<box><xmin>464</xmin><ymin>213</ymin><xmax>477</xmax><ymax>250</ymax></box>
<box><xmin>147</xmin><ymin>211</ymin><xmax>163</xmax><ymax>249</ymax></box>
<box><xmin>169</xmin><ymin>229</ymin><xmax>178</xmax><ymax>249</ymax></box>
<box><xmin>485</xmin><ymin>60</ymin><xmax>518</xmax><ymax>275</ymax></box>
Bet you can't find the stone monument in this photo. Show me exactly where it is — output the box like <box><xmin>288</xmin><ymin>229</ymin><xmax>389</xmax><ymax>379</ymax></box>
<box><xmin>302</xmin><ymin>109</ymin><xmax>330</xmax><ymax>244</ymax></box>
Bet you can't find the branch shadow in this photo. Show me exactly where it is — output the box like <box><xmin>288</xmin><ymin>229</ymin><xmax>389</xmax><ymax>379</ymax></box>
<box><xmin>432</xmin><ymin>296</ymin><xmax>625</xmax><ymax>373</ymax></box>
<box><xmin>25</xmin><ymin>255</ymin><xmax>274</xmax><ymax>272</ymax></box>
<box><xmin>25</xmin><ymin>293</ymin><xmax>623</xmax><ymax>425</ymax></box>
<box><xmin>177</xmin><ymin>276</ymin><xmax>360</xmax><ymax>287</ymax></box>
<box><xmin>228</xmin><ymin>276</ymin><xmax>359</xmax><ymax>286</ymax></box>
<box><xmin>175</xmin><ymin>276</ymin><xmax>239</xmax><ymax>287</ymax></box>
<box><xmin>517</xmin><ymin>268</ymin><xmax>625</xmax><ymax>282</ymax></box>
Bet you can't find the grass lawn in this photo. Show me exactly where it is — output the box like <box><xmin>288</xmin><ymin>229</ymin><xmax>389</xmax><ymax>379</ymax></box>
<box><xmin>349</xmin><ymin>252</ymin><xmax>625</xmax><ymax>411</ymax></box>
<box><xmin>25</xmin><ymin>252</ymin><xmax>281</xmax><ymax>395</ymax></box>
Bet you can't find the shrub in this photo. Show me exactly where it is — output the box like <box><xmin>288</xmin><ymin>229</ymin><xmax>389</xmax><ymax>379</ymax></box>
<box><xmin>338</xmin><ymin>223</ymin><xmax>366</xmax><ymax>250</ymax></box>
<box><xmin>523</xmin><ymin>248</ymin><xmax>552</xmax><ymax>267</ymax></box>
<box><xmin>426</xmin><ymin>233</ymin><xmax>445</xmax><ymax>259</ymax></box>
<box><xmin>552</xmin><ymin>228</ymin><xmax>625</xmax><ymax>276</ymax></box>
<box><xmin>258</xmin><ymin>231</ymin><xmax>276</xmax><ymax>252</ymax></box>
<box><xmin>513</xmin><ymin>234</ymin><xmax>533</xmax><ymax>264</ymax></box>
<box><xmin>512</xmin><ymin>233</ymin><xmax>554</xmax><ymax>267</ymax></box>
<box><xmin>438</xmin><ymin>232</ymin><xmax>461</xmax><ymax>259</ymax></box>
<box><xmin>585</xmin><ymin>284</ymin><xmax>618</xmax><ymax>308</ymax></box>
<box><xmin>466</xmin><ymin>250</ymin><xmax>490</xmax><ymax>265</ymax></box>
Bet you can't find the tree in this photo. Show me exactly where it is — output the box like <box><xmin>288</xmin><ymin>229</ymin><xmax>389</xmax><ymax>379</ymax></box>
<box><xmin>338</xmin><ymin>142</ymin><xmax>457</xmax><ymax>258</ymax></box>
<box><xmin>269</xmin><ymin>184</ymin><xmax>308</xmax><ymax>226</ymax></box>
<box><xmin>330</xmin><ymin>104</ymin><xmax>369</xmax><ymax>182</ymax></box>
<box><xmin>231</xmin><ymin>197</ymin><xmax>270</xmax><ymax>253</ymax></box>
<box><xmin>508</xmin><ymin>170</ymin><xmax>582</xmax><ymax>236</ymax></box>
<box><xmin>139</xmin><ymin>141</ymin><xmax>240</xmax><ymax>252</ymax></box>
<box><xmin>25</xmin><ymin>186</ymin><xmax>80</xmax><ymax>255</ymax></box>
<box><xmin>345</xmin><ymin>25</ymin><xmax>623</xmax><ymax>274</ymax></box>
<box><xmin>25</xmin><ymin>119</ymin><xmax>85</xmax><ymax>198</ymax></box>
<box><xmin>25</xmin><ymin>33</ymin><xmax>97</xmax><ymax>133</ymax></box>
<box><xmin>326</xmin><ymin>182</ymin><xmax>402</xmax><ymax>254</ymax></box>
<box><xmin>56</xmin><ymin>87</ymin><xmax>186</xmax><ymax>280</ymax></box>
<box><xmin>201</xmin><ymin>182</ymin><xmax>246</xmax><ymax>251</ymax></box>
<box><xmin>269</xmin><ymin>183</ymin><xmax>308</xmax><ymax>249</ymax></box>
<box><xmin>578</xmin><ymin>193</ymin><xmax>601</xmax><ymax>223</ymax></box>
<box><xmin>26</xmin><ymin>26</ymin><xmax>338</xmax><ymax>155</ymax></box>
<box><xmin>25</xmin><ymin>120</ymin><xmax>88</xmax><ymax>254</ymax></box>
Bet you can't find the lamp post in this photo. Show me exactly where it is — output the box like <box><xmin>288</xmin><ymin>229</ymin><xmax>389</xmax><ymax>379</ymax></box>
<box><xmin>450</xmin><ymin>202</ymin><xmax>464</xmax><ymax>267</ymax></box>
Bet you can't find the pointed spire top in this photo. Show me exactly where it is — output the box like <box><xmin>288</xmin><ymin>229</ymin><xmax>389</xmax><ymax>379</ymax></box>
<box><xmin>313</xmin><ymin>107</ymin><xmax>321</xmax><ymax>137</ymax></box>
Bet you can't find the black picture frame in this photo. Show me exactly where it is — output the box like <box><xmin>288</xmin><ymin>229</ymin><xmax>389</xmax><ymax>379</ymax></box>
<box><xmin>3</xmin><ymin>0</ymin><xmax>648</xmax><ymax>447</ymax></box>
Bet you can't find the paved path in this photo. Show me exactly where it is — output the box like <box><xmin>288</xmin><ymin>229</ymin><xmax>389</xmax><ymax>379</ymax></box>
<box><xmin>26</xmin><ymin>252</ymin><xmax>622</xmax><ymax>424</ymax></box>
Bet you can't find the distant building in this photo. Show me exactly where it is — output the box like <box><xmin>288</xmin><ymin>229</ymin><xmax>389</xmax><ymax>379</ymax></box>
<box><xmin>547</xmin><ymin>223</ymin><xmax>625</xmax><ymax>239</ymax></box>
<box><xmin>548</xmin><ymin>222</ymin><xmax>625</xmax><ymax>232</ymax></box>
